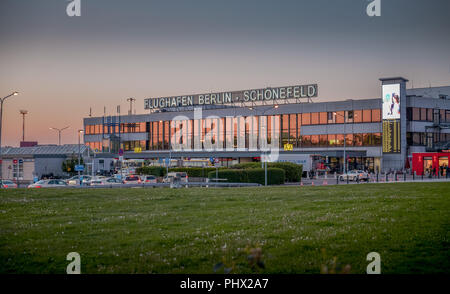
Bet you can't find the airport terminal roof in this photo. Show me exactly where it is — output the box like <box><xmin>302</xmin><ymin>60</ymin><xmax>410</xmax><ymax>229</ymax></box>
<box><xmin>1</xmin><ymin>144</ymin><xmax>90</xmax><ymax>157</ymax></box>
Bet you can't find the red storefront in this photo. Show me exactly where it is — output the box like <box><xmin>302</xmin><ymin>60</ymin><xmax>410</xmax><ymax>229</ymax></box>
<box><xmin>412</xmin><ymin>152</ymin><xmax>450</xmax><ymax>176</ymax></box>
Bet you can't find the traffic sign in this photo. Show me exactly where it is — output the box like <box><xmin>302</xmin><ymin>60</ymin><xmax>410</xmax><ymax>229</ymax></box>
<box><xmin>118</xmin><ymin>148</ymin><xmax>124</xmax><ymax>156</ymax></box>
<box><xmin>119</xmin><ymin>156</ymin><xmax>124</xmax><ymax>161</ymax></box>
<box><xmin>75</xmin><ymin>165</ymin><xmax>85</xmax><ymax>172</ymax></box>
<box><xmin>165</xmin><ymin>157</ymin><xmax>170</xmax><ymax>166</ymax></box>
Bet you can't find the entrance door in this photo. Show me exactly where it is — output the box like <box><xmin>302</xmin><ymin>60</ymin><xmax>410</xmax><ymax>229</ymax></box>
<box><xmin>439</xmin><ymin>157</ymin><xmax>448</xmax><ymax>177</ymax></box>
<box><xmin>423</xmin><ymin>157</ymin><xmax>433</xmax><ymax>176</ymax></box>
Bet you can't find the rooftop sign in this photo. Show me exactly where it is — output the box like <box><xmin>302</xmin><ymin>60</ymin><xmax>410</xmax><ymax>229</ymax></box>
<box><xmin>144</xmin><ymin>84</ymin><xmax>318</xmax><ymax>109</ymax></box>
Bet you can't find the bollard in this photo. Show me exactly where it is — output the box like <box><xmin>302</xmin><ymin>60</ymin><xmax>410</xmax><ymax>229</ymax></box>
<box><xmin>346</xmin><ymin>175</ymin><xmax>349</xmax><ymax>185</ymax></box>
<box><xmin>323</xmin><ymin>180</ymin><xmax>327</xmax><ymax>186</ymax></box>
<box><xmin>311</xmin><ymin>181</ymin><xmax>314</xmax><ymax>186</ymax></box>
<box><xmin>413</xmin><ymin>171</ymin><xmax>415</xmax><ymax>181</ymax></box>
<box><xmin>376</xmin><ymin>172</ymin><xmax>379</xmax><ymax>182</ymax></box>
<box><xmin>404</xmin><ymin>172</ymin><xmax>406</xmax><ymax>182</ymax></box>
<box><xmin>336</xmin><ymin>176</ymin><xmax>339</xmax><ymax>185</ymax></box>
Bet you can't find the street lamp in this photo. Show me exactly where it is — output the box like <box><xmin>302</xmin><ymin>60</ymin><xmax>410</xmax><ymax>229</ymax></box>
<box><xmin>78</xmin><ymin>130</ymin><xmax>84</xmax><ymax>183</ymax></box>
<box><xmin>19</xmin><ymin>110</ymin><xmax>28</xmax><ymax>142</ymax></box>
<box><xmin>50</xmin><ymin>126</ymin><xmax>70</xmax><ymax>145</ymax></box>
<box><xmin>249</xmin><ymin>104</ymin><xmax>280</xmax><ymax>186</ymax></box>
<box><xmin>0</xmin><ymin>91</ymin><xmax>19</xmax><ymax>180</ymax></box>
<box><xmin>127</xmin><ymin>97</ymin><xmax>136</xmax><ymax>115</ymax></box>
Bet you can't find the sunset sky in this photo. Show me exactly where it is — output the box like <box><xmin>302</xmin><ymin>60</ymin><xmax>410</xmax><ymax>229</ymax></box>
<box><xmin>0</xmin><ymin>0</ymin><xmax>449</xmax><ymax>146</ymax></box>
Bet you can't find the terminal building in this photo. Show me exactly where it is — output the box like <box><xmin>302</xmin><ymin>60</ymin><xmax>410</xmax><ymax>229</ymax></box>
<box><xmin>83</xmin><ymin>77</ymin><xmax>450</xmax><ymax>174</ymax></box>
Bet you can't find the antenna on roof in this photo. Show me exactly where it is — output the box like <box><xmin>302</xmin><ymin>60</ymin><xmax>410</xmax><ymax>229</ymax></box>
<box><xmin>89</xmin><ymin>107</ymin><xmax>92</xmax><ymax>117</ymax></box>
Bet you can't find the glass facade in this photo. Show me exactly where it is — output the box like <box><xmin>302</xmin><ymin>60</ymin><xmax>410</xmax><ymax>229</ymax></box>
<box><xmin>85</xmin><ymin>108</ymin><xmax>383</xmax><ymax>151</ymax></box>
<box><xmin>407</xmin><ymin>107</ymin><xmax>450</xmax><ymax>123</ymax></box>
<box><xmin>407</xmin><ymin>132</ymin><xmax>450</xmax><ymax>146</ymax></box>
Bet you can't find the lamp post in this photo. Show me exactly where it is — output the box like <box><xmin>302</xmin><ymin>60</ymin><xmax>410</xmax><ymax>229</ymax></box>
<box><xmin>127</xmin><ymin>97</ymin><xmax>136</xmax><ymax>115</ymax></box>
<box><xmin>19</xmin><ymin>110</ymin><xmax>28</xmax><ymax>142</ymax></box>
<box><xmin>50</xmin><ymin>126</ymin><xmax>70</xmax><ymax>145</ymax></box>
<box><xmin>249</xmin><ymin>104</ymin><xmax>279</xmax><ymax>186</ymax></box>
<box><xmin>333</xmin><ymin>111</ymin><xmax>355</xmax><ymax>175</ymax></box>
<box><xmin>78</xmin><ymin>130</ymin><xmax>84</xmax><ymax>184</ymax></box>
<box><xmin>0</xmin><ymin>91</ymin><xmax>19</xmax><ymax>180</ymax></box>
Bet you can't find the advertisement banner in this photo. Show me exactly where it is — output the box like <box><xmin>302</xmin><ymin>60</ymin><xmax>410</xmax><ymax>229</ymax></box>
<box><xmin>382</xmin><ymin>84</ymin><xmax>401</xmax><ymax>120</ymax></box>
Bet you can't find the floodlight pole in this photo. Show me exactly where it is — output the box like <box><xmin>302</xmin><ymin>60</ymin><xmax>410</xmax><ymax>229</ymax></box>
<box><xmin>0</xmin><ymin>92</ymin><xmax>19</xmax><ymax>180</ymax></box>
<box><xmin>20</xmin><ymin>110</ymin><xmax>28</xmax><ymax>142</ymax></box>
<box><xmin>249</xmin><ymin>105</ymin><xmax>279</xmax><ymax>186</ymax></box>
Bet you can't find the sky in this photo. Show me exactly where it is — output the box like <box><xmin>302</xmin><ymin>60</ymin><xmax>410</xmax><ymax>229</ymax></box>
<box><xmin>0</xmin><ymin>0</ymin><xmax>449</xmax><ymax>146</ymax></box>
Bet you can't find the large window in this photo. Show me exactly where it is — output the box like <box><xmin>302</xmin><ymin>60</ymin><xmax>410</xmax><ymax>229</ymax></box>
<box><xmin>354</xmin><ymin>110</ymin><xmax>362</xmax><ymax>123</ymax></box>
<box><xmin>302</xmin><ymin>113</ymin><xmax>311</xmax><ymax>125</ymax></box>
<box><xmin>319</xmin><ymin>112</ymin><xmax>327</xmax><ymax>124</ymax></box>
<box><xmin>362</xmin><ymin>109</ymin><xmax>372</xmax><ymax>123</ymax></box>
<box><xmin>372</xmin><ymin>109</ymin><xmax>381</xmax><ymax>122</ymax></box>
<box><xmin>289</xmin><ymin>114</ymin><xmax>297</xmax><ymax>146</ymax></box>
<box><xmin>311</xmin><ymin>112</ymin><xmax>319</xmax><ymax>125</ymax></box>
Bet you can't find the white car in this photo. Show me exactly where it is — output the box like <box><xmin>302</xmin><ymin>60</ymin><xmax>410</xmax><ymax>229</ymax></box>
<box><xmin>90</xmin><ymin>177</ymin><xmax>123</xmax><ymax>186</ymax></box>
<box><xmin>141</xmin><ymin>175</ymin><xmax>157</xmax><ymax>183</ymax></box>
<box><xmin>1</xmin><ymin>180</ymin><xmax>18</xmax><ymax>189</ymax></box>
<box><xmin>66</xmin><ymin>175</ymin><xmax>92</xmax><ymax>185</ymax></box>
<box><xmin>339</xmin><ymin>170</ymin><xmax>369</xmax><ymax>182</ymax></box>
<box><xmin>163</xmin><ymin>172</ymin><xmax>188</xmax><ymax>183</ymax></box>
<box><xmin>28</xmin><ymin>179</ymin><xmax>68</xmax><ymax>188</ymax></box>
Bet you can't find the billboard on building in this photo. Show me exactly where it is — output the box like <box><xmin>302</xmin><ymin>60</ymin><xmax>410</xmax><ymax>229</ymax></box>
<box><xmin>382</xmin><ymin>83</ymin><xmax>401</xmax><ymax>153</ymax></box>
<box><xmin>382</xmin><ymin>84</ymin><xmax>401</xmax><ymax>120</ymax></box>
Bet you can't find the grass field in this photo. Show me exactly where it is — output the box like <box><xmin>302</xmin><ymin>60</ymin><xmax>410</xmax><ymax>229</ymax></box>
<box><xmin>0</xmin><ymin>183</ymin><xmax>449</xmax><ymax>274</ymax></box>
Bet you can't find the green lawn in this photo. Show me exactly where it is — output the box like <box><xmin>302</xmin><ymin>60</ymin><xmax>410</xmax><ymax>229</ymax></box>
<box><xmin>0</xmin><ymin>183</ymin><xmax>449</xmax><ymax>274</ymax></box>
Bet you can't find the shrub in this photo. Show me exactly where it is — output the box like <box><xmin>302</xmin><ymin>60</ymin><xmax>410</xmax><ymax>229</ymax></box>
<box><xmin>168</xmin><ymin>167</ymin><xmax>221</xmax><ymax>178</ymax></box>
<box><xmin>246</xmin><ymin>168</ymin><xmax>285</xmax><ymax>185</ymax></box>
<box><xmin>135</xmin><ymin>166</ymin><xmax>166</xmax><ymax>177</ymax></box>
<box><xmin>208</xmin><ymin>168</ymin><xmax>285</xmax><ymax>185</ymax></box>
<box><xmin>232</xmin><ymin>161</ymin><xmax>302</xmax><ymax>182</ymax></box>
<box><xmin>207</xmin><ymin>169</ymin><xmax>248</xmax><ymax>183</ymax></box>
<box><xmin>269</xmin><ymin>162</ymin><xmax>302</xmax><ymax>182</ymax></box>
<box><xmin>232</xmin><ymin>162</ymin><xmax>261</xmax><ymax>170</ymax></box>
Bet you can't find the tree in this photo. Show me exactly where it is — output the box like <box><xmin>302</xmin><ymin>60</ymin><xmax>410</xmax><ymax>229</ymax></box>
<box><xmin>62</xmin><ymin>153</ymin><xmax>84</xmax><ymax>175</ymax></box>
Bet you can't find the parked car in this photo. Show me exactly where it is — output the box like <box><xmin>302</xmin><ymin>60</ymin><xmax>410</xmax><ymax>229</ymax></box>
<box><xmin>141</xmin><ymin>175</ymin><xmax>157</xmax><ymax>183</ymax></box>
<box><xmin>339</xmin><ymin>170</ymin><xmax>369</xmax><ymax>182</ymax></box>
<box><xmin>123</xmin><ymin>175</ymin><xmax>141</xmax><ymax>184</ymax></box>
<box><xmin>89</xmin><ymin>177</ymin><xmax>123</xmax><ymax>186</ymax></box>
<box><xmin>66</xmin><ymin>175</ymin><xmax>92</xmax><ymax>185</ymax></box>
<box><xmin>89</xmin><ymin>176</ymin><xmax>108</xmax><ymax>186</ymax></box>
<box><xmin>0</xmin><ymin>180</ymin><xmax>18</xmax><ymax>189</ymax></box>
<box><xmin>164</xmin><ymin>172</ymin><xmax>188</xmax><ymax>183</ymax></box>
<box><xmin>28</xmin><ymin>179</ymin><xmax>68</xmax><ymax>188</ymax></box>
